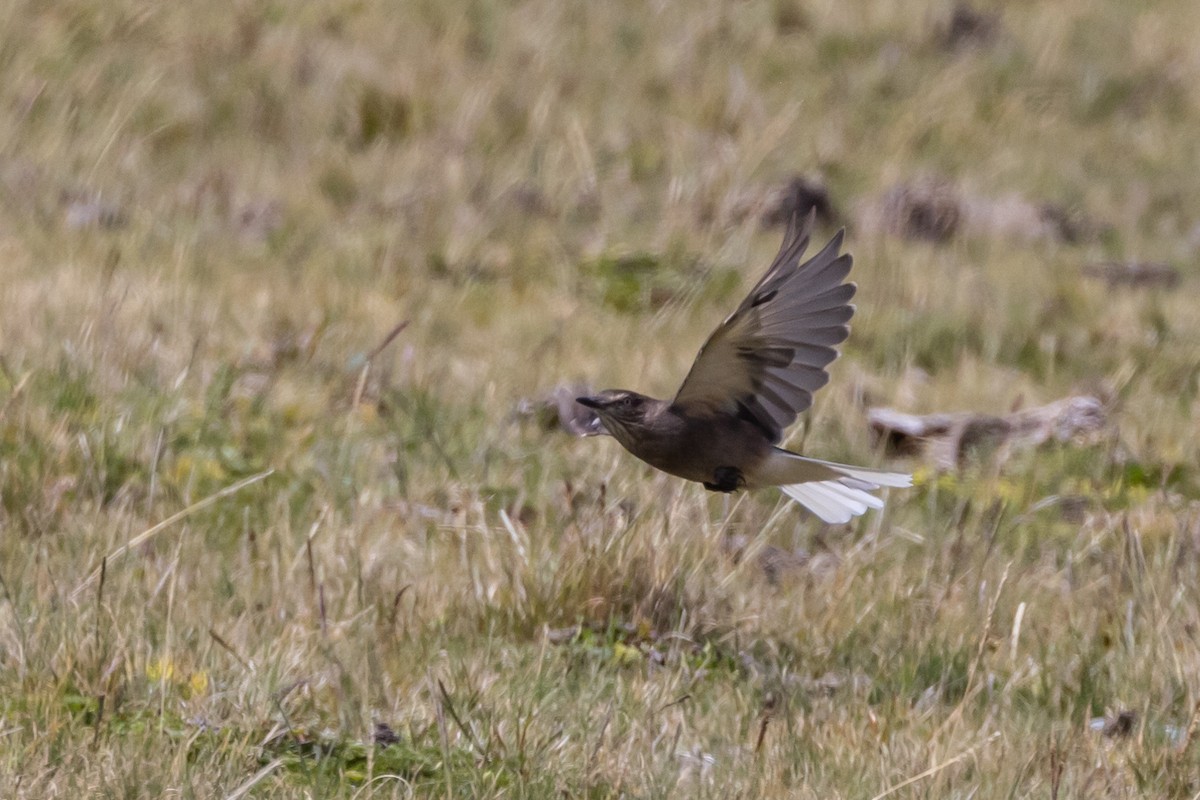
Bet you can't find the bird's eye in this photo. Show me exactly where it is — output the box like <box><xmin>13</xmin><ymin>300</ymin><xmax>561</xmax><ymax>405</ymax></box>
<box><xmin>621</xmin><ymin>397</ymin><xmax>636</xmax><ymax>408</ymax></box>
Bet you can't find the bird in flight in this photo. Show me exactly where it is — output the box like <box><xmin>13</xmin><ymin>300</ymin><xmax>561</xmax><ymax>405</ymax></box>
<box><xmin>577</xmin><ymin>212</ymin><xmax>910</xmax><ymax>524</ymax></box>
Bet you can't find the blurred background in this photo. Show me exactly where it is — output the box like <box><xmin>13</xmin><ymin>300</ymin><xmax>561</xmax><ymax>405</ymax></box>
<box><xmin>1</xmin><ymin>1</ymin><xmax>1198</xmax><ymax>796</ymax></box>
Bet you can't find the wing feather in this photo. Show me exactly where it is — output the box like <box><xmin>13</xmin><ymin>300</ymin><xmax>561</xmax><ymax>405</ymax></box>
<box><xmin>672</xmin><ymin>211</ymin><xmax>856</xmax><ymax>442</ymax></box>
<box><xmin>756</xmin><ymin>283</ymin><xmax>857</xmax><ymax>323</ymax></box>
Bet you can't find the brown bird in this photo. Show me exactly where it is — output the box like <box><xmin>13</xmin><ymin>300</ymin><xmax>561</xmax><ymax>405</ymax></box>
<box><xmin>577</xmin><ymin>212</ymin><xmax>910</xmax><ymax>523</ymax></box>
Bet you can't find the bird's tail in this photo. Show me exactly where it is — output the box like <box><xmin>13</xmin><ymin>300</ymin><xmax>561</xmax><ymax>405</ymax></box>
<box><xmin>763</xmin><ymin>450</ymin><xmax>911</xmax><ymax>524</ymax></box>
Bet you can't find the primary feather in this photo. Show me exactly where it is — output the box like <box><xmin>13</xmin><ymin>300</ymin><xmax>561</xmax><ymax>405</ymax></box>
<box><xmin>672</xmin><ymin>212</ymin><xmax>855</xmax><ymax>443</ymax></box>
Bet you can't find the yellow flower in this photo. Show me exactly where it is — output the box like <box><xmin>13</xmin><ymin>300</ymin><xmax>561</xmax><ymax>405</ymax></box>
<box><xmin>935</xmin><ymin>471</ymin><xmax>959</xmax><ymax>492</ymax></box>
<box><xmin>186</xmin><ymin>671</ymin><xmax>209</xmax><ymax>698</ymax></box>
<box><xmin>147</xmin><ymin>657</ymin><xmax>176</xmax><ymax>683</ymax></box>
<box><xmin>611</xmin><ymin>642</ymin><xmax>642</xmax><ymax>666</ymax></box>
<box><xmin>171</xmin><ymin>454</ymin><xmax>227</xmax><ymax>488</ymax></box>
<box><xmin>910</xmin><ymin>467</ymin><xmax>933</xmax><ymax>487</ymax></box>
<box><xmin>991</xmin><ymin>477</ymin><xmax>1023</xmax><ymax>503</ymax></box>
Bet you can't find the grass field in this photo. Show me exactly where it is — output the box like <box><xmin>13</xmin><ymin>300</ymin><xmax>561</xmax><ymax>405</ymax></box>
<box><xmin>2</xmin><ymin>0</ymin><xmax>1200</xmax><ymax>796</ymax></box>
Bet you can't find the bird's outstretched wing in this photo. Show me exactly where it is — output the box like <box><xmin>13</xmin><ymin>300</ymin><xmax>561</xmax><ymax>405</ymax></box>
<box><xmin>672</xmin><ymin>211</ymin><xmax>855</xmax><ymax>443</ymax></box>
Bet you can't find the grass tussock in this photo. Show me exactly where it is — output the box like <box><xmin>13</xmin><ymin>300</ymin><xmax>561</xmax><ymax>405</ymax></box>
<box><xmin>2</xmin><ymin>0</ymin><xmax>1200</xmax><ymax>796</ymax></box>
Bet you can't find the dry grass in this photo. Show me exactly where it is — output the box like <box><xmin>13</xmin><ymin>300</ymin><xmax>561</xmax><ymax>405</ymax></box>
<box><xmin>2</xmin><ymin>0</ymin><xmax>1200</xmax><ymax>796</ymax></box>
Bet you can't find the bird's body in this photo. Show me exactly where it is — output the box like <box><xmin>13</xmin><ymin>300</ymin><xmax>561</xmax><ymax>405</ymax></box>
<box><xmin>577</xmin><ymin>212</ymin><xmax>911</xmax><ymax>523</ymax></box>
<box><xmin>591</xmin><ymin>395</ymin><xmax>770</xmax><ymax>488</ymax></box>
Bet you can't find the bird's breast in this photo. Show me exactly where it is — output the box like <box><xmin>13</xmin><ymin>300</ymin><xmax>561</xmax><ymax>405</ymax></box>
<box><xmin>620</xmin><ymin>410</ymin><xmax>773</xmax><ymax>487</ymax></box>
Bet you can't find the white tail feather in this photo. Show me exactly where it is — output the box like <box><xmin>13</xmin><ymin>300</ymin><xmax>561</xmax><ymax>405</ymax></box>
<box><xmin>773</xmin><ymin>454</ymin><xmax>911</xmax><ymax>523</ymax></box>
<box><xmin>780</xmin><ymin>481</ymin><xmax>874</xmax><ymax>523</ymax></box>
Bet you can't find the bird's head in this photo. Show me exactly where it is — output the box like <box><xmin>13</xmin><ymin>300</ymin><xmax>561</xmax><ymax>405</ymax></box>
<box><xmin>575</xmin><ymin>390</ymin><xmax>657</xmax><ymax>445</ymax></box>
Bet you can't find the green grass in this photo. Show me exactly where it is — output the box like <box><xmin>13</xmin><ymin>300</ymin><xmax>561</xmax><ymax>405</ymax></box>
<box><xmin>2</xmin><ymin>0</ymin><xmax>1200</xmax><ymax>796</ymax></box>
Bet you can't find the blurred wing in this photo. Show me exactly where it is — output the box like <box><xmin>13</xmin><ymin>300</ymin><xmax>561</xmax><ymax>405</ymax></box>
<box><xmin>672</xmin><ymin>212</ymin><xmax>855</xmax><ymax>443</ymax></box>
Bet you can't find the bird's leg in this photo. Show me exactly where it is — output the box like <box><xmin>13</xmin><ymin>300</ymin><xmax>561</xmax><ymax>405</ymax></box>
<box><xmin>703</xmin><ymin>466</ymin><xmax>745</xmax><ymax>493</ymax></box>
